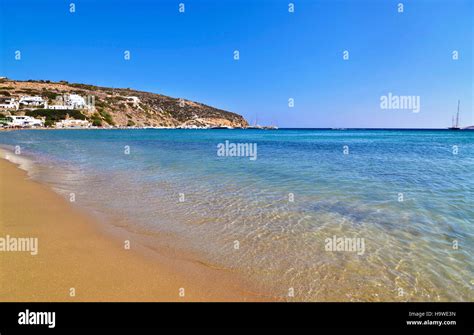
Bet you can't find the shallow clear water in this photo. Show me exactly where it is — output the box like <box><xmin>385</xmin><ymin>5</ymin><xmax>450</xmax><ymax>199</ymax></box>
<box><xmin>1</xmin><ymin>129</ymin><xmax>473</xmax><ymax>301</ymax></box>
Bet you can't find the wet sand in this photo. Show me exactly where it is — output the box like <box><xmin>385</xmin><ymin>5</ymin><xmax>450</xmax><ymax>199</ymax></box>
<box><xmin>0</xmin><ymin>157</ymin><xmax>269</xmax><ymax>302</ymax></box>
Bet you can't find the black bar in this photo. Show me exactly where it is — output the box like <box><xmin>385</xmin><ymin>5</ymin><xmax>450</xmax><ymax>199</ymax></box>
<box><xmin>0</xmin><ymin>302</ymin><xmax>472</xmax><ymax>332</ymax></box>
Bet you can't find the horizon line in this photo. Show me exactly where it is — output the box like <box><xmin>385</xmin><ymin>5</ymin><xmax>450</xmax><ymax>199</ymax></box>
<box><xmin>2</xmin><ymin>77</ymin><xmax>472</xmax><ymax>130</ymax></box>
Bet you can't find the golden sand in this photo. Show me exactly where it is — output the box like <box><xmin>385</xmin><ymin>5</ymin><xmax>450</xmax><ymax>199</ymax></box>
<box><xmin>0</xmin><ymin>158</ymin><xmax>268</xmax><ymax>301</ymax></box>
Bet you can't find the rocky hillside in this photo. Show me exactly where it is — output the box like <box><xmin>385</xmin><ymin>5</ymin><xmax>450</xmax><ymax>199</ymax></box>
<box><xmin>0</xmin><ymin>79</ymin><xmax>249</xmax><ymax>128</ymax></box>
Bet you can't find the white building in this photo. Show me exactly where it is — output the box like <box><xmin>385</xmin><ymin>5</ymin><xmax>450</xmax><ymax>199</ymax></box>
<box><xmin>48</xmin><ymin>104</ymin><xmax>74</xmax><ymax>110</ymax></box>
<box><xmin>0</xmin><ymin>97</ymin><xmax>19</xmax><ymax>110</ymax></box>
<box><xmin>19</xmin><ymin>96</ymin><xmax>45</xmax><ymax>106</ymax></box>
<box><xmin>125</xmin><ymin>96</ymin><xmax>140</xmax><ymax>107</ymax></box>
<box><xmin>8</xmin><ymin>115</ymin><xmax>44</xmax><ymax>127</ymax></box>
<box><xmin>48</xmin><ymin>94</ymin><xmax>89</xmax><ymax>110</ymax></box>
<box><xmin>66</xmin><ymin>94</ymin><xmax>86</xmax><ymax>109</ymax></box>
<box><xmin>55</xmin><ymin>119</ymin><xmax>91</xmax><ymax>128</ymax></box>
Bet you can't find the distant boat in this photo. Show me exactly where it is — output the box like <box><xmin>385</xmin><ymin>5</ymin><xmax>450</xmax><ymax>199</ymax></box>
<box><xmin>246</xmin><ymin>114</ymin><xmax>278</xmax><ymax>129</ymax></box>
<box><xmin>265</xmin><ymin>119</ymin><xmax>279</xmax><ymax>130</ymax></box>
<box><xmin>246</xmin><ymin>113</ymin><xmax>262</xmax><ymax>129</ymax></box>
<box><xmin>448</xmin><ymin>100</ymin><xmax>461</xmax><ymax>130</ymax></box>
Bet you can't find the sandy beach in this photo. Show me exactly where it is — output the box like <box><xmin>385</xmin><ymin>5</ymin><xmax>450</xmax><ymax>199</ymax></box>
<box><xmin>0</xmin><ymin>157</ymin><xmax>267</xmax><ymax>302</ymax></box>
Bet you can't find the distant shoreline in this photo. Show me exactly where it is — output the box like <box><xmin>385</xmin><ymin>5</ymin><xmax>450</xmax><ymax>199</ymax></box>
<box><xmin>1</xmin><ymin>127</ymin><xmax>473</xmax><ymax>131</ymax></box>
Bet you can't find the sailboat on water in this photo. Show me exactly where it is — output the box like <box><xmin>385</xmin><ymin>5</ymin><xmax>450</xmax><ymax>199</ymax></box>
<box><xmin>448</xmin><ymin>100</ymin><xmax>461</xmax><ymax>130</ymax></box>
<box><xmin>246</xmin><ymin>113</ymin><xmax>278</xmax><ymax>129</ymax></box>
<box><xmin>246</xmin><ymin>113</ymin><xmax>262</xmax><ymax>129</ymax></box>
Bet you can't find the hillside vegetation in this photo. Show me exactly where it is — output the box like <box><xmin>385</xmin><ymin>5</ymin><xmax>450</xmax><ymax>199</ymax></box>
<box><xmin>0</xmin><ymin>79</ymin><xmax>249</xmax><ymax>128</ymax></box>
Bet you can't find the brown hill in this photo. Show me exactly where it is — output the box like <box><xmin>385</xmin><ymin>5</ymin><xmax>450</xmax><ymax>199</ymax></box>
<box><xmin>0</xmin><ymin>79</ymin><xmax>249</xmax><ymax>128</ymax></box>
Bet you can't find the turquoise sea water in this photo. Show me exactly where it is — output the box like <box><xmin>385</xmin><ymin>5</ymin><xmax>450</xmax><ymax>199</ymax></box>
<box><xmin>1</xmin><ymin>129</ymin><xmax>473</xmax><ymax>301</ymax></box>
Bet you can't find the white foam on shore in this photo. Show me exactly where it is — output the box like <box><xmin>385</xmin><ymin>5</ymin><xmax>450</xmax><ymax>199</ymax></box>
<box><xmin>0</xmin><ymin>146</ymin><xmax>38</xmax><ymax>177</ymax></box>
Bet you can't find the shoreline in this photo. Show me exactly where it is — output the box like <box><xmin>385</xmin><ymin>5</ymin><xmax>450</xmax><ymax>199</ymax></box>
<box><xmin>2</xmin><ymin>127</ymin><xmax>474</xmax><ymax>131</ymax></box>
<box><xmin>0</xmin><ymin>156</ymin><xmax>271</xmax><ymax>302</ymax></box>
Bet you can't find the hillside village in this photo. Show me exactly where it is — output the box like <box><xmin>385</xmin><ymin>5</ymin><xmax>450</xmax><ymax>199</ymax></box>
<box><xmin>0</xmin><ymin>78</ymin><xmax>249</xmax><ymax>129</ymax></box>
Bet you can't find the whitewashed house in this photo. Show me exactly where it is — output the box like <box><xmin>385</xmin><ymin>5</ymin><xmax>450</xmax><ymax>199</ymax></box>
<box><xmin>48</xmin><ymin>104</ymin><xmax>74</xmax><ymax>110</ymax></box>
<box><xmin>48</xmin><ymin>94</ymin><xmax>88</xmax><ymax>110</ymax></box>
<box><xmin>0</xmin><ymin>97</ymin><xmax>19</xmax><ymax>110</ymax></box>
<box><xmin>55</xmin><ymin>119</ymin><xmax>91</xmax><ymax>128</ymax></box>
<box><xmin>8</xmin><ymin>115</ymin><xmax>44</xmax><ymax>127</ymax></box>
<box><xmin>125</xmin><ymin>96</ymin><xmax>140</xmax><ymax>107</ymax></box>
<box><xmin>19</xmin><ymin>96</ymin><xmax>45</xmax><ymax>106</ymax></box>
<box><xmin>66</xmin><ymin>94</ymin><xmax>86</xmax><ymax>109</ymax></box>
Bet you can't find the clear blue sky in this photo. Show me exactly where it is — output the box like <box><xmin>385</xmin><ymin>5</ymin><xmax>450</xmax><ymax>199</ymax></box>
<box><xmin>0</xmin><ymin>0</ymin><xmax>472</xmax><ymax>128</ymax></box>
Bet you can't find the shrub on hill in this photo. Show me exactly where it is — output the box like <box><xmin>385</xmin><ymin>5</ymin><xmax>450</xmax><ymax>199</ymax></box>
<box><xmin>26</xmin><ymin>109</ymin><xmax>87</xmax><ymax>124</ymax></box>
<box><xmin>89</xmin><ymin>112</ymin><xmax>102</xmax><ymax>127</ymax></box>
<box><xmin>98</xmin><ymin>108</ymin><xmax>115</xmax><ymax>125</ymax></box>
<box><xmin>41</xmin><ymin>90</ymin><xmax>61</xmax><ymax>100</ymax></box>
